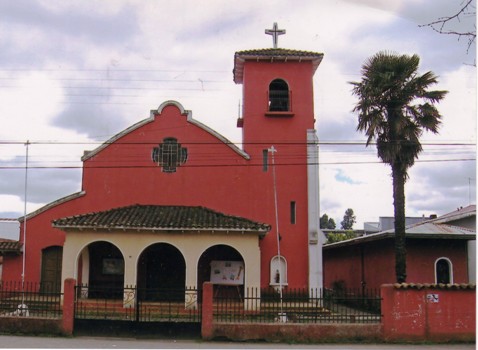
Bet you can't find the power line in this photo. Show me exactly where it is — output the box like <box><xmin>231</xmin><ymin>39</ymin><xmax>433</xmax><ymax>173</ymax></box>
<box><xmin>0</xmin><ymin>140</ymin><xmax>474</xmax><ymax>146</ymax></box>
<box><xmin>0</xmin><ymin>157</ymin><xmax>474</xmax><ymax>170</ymax></box>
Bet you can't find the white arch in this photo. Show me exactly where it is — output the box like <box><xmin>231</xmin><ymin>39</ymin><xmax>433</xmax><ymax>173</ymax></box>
<box><xmin>270</xmin><ymin>255</ymin><xmax>288</xmax><ymax>286</ymax></box>
<box><xmin>135</xmin><ymin>242</ymin><xmax>187</xmax><ymax>288</ymax></box>
<box><xmin>197</xmin><ymin>243</ymin><xmax>245</xmax><ymax>270</ymax></box>
<box><xmin>136</xmin><ymin>241</ymin><xmax>187</xmax><ymax>273</ymax></box>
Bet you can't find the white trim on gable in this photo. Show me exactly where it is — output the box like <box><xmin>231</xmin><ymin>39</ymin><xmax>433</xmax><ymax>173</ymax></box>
<box><xmin>81</xmin><ymin>100</ymin><xmax>250</xmax><ymax>162</ymax></box>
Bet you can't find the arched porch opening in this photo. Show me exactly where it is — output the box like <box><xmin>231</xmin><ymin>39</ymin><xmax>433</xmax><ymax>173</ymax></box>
<box><xmin>78</xmin><ymin>241</ymin><xmax>124</xmax><ymax>299</ymax></box>
<box><xmin>197</xmin><ymin>244</ymin><xmax>244</xmax><ymax>299</ymax></box>
<box><xmin>137</xmin><ymin>243</ymin><xmax>186</xmax><ymax>301</ymax></box>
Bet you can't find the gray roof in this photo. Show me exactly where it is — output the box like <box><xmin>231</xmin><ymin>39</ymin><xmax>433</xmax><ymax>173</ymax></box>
<box><xmin>324</xmin><ymin>206</ymin><xmax>476</xmax><ymax>249</ymax></box>
<box><xmin>432</xmin><ymin>205</ymin><xmax>476</xmax><ymax>224</ymax></box>
<box><xmin>52</xmin><ymin>204</ymin><xmax>270</xmax><ymax>235</ymax></box>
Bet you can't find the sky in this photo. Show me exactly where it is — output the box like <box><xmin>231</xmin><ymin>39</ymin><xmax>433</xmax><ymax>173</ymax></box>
<box><xmin>0</xmin><ymin>0</ymin><xmax>476</xmax><ymax>230</ymax></box>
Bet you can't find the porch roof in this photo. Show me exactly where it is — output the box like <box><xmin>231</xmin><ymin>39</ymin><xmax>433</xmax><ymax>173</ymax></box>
<box><xmin>0</xmin><ymin>239</ymin><xmax>22</xmax><ymax>255</ymax></box>
<box><xmin>52</xmin><ymin>204</ymin><xmax>271</xmax><ymax>235</ymax></box>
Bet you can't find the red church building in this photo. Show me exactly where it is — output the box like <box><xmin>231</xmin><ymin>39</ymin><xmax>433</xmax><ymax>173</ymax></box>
<box><xmin>1</xmin><ymin>24</ymin><xmax>326</xmax><ymax>300</ymax></box>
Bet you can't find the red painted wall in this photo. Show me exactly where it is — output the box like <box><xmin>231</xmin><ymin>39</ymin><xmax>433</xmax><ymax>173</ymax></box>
<box><xmin>381</xmin><ymin>284</ymin><xmax>475</xmax><ymax>342</ymax></box>
<box><xmin>240</xmin><ymin>59</ymin><xmax>316</xmax><ymax>288</ymax></box>
<box><xmin>5</xmin><ymin>57</ymin><xmax>318</xmax><ymax>290</ymax></box>
<box><xmin>323</xmin><ymin>238</ymin><xmax>471</xmax><ymax>290</ymax></box>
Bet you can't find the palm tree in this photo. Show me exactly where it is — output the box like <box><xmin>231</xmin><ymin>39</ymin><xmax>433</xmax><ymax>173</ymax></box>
<box><xmin>350</xmin><ymin>51</ymin><xmax>447</xmax><ymax>283</ymax></box>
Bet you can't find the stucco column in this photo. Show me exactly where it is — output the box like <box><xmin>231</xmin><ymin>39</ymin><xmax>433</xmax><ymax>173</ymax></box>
<box><xmin>119</xmin><ymin>238</ymin><xmax>139</xmax><ymax>308</ymax></box>
<box><xmin>307</xmin><ymin>130</ymin><xmax>325</xmax><ymax>293</ymax></box>
<box><xmin>242</xmin><ymin>239</ymin><xmax>261</xmax><ymax>310</ymax></box>
<box><xmin>60</xmin><ymin>233</ymin><xmax>77</xmax><ymax>293</ymax></box>
<box><xmin>184</xmin><ymin>251</ymin><xmax>199</xmax><ymax>309</ymax></box>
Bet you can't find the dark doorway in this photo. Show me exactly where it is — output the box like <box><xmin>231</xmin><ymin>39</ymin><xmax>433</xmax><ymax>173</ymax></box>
<box><xmin>137</xmin><ymin>243</ymin><xmax>186</xmax><ymax>301</ymax></box>
<box><xmin>87</xmin><ymin>241</ymin><xmax>124</xmax><ymax>298</ymax></box>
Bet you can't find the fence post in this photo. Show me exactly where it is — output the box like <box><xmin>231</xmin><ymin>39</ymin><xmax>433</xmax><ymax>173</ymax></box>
<box><xmin>201</xmin><ymin>282</ymin><xmax>214</xmax><ymax>340</ymax></box>
<box><xmin>62</xmin><ymin>278</ymin><xmax>76</xmax><ymax>336</ymax></box>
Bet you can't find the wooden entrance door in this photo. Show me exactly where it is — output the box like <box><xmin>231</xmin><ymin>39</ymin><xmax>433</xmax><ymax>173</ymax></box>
<box><xmin>41</xmin><ymin>246</ymin><xmax>63</xmax><ymax>293</ymax></box>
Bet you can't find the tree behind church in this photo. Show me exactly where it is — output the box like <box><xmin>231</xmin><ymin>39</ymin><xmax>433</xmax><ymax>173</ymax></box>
<box><xmin>320</xmin><ymin>214</ymin><xmax>336</xmax><ymax>229</ymax></box>
<box><xmin>340</xmin><ymin>208</ymin><xmax>356</xmax><ymax>230</ymax></box>
<box><xmin>351</xmin><ymin>51</ymin><xmax>447</xmax><ymax>283</ymax></box>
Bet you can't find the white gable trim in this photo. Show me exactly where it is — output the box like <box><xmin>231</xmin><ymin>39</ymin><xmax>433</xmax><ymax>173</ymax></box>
<box><xmin>82</xmin><ymin>100</ymin><xmax>249</xmax><ymax>162</ymax></box>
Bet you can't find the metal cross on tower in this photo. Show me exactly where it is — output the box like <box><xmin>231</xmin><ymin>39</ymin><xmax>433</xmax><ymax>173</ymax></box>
<box><xmin>265</xmin><ymin>22</ymin><xmax>286</xmax><ymax>49</ymax></box>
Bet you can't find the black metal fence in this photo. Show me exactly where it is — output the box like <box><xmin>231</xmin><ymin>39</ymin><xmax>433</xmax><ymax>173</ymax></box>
<box><xmin>74</xmin><ymin>284</ymin><xmax>201</xmax><ymax>323</ymax></box>
<box><xmin>0</xmin><ymin>281</ymin><xmax>62</xmax><ymax>319</ymax></box>
<box><xmin>213</xmin><ymin>287</ymin><xmax>381</xmax><ymax>324</ymax></box>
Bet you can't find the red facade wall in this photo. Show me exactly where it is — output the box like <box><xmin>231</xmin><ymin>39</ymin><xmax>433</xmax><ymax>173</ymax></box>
<box><xmin>323</xmin><ymin>238</ymin><xmax>471</xmax><ymax>290</ymax></box>
<box><xmin>5</xmin><ymin>55</ymin><xmax>319</xmax><ymax>290</ymax></box>
<box><xmin>381</xmin><ymin>285</ymin><xmax>475</xmax><ymax>342</ymax></box>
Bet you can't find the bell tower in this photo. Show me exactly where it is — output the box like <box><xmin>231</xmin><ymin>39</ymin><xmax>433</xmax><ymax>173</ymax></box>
<box><xmin>233</xmin><ymin>24</ymin><xmax>326</xmax><ymax>291</ymax></box>
<box><xmin>233</xmin><ymin>23</ymin><xmax>323</xmax><ymax>153</ymax></box>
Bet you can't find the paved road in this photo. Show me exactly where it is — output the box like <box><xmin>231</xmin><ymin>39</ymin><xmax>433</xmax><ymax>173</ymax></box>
<box><xmin>0</xmin><ymin>335</ymin><xmax>475</xmax><ymax>349</ymax></box>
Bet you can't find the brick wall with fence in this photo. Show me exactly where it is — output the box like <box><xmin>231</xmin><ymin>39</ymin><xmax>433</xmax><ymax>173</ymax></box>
<box><xmin>1</xmin><ymin>279</ymin><xmax>475</xmax><ymax>342</ymax></box>
<box><xmin>201</xmin><ymin>282</ymin><xmax>476</xmax><ymax>343</ymax></box>
<box><xmin>0</xmin><ymin>279</ymin><xmax>68</xmax><ymax>335</ymax></box>
<box><xmin>201</xmin><ymin>282</ymin><xmax>383</xmax><ymax>342</ymax></box>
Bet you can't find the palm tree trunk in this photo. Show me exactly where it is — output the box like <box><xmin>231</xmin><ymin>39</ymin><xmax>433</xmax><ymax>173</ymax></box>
<box><xmin>392</xmin><ymin>164</ymin><xmax>407</xmax><ymax>283</ymax></box>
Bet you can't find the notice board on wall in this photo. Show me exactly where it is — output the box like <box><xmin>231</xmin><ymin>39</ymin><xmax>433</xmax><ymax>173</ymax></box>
<box><xmin>210</xmin><ymin>260</ymin><xmax>244</xmax><ymax>285</ymax></box>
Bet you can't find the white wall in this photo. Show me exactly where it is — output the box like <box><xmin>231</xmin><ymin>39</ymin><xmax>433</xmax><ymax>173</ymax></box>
<box><xmin>468</xmin><ymin>240</ymin><xmax>476</xmax><ymax>283</ymax></box>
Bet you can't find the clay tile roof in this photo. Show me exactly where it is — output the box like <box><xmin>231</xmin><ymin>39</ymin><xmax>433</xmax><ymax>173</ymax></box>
<box><xmin>0</xmin><ymin>239</ymin><xmax>22</xmax><ymax>255</ymax></box>
<box><xmin>233</xmin><ymin>48</ymin><xmax>324</xmax><ymax>83</ymax></box>
<box><xmin>235</xmin><ymin>48</ymin><xmax>324</xmax><ymax>58</ymax></box>
<box><xmin>393</xmin><ymin>283</ymin><xmax>476</xmax><ymax>290</ymax></box>
<box><xmin>52</xmin><ymin>205</ymin><xmax>271</xmax><ymax>235</ymax></box>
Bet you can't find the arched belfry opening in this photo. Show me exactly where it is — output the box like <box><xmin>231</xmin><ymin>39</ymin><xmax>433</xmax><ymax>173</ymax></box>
<box><xmin>268</xmin><ymin>79</ymin><xmax>290</xmax><ymax>112</ymax></box>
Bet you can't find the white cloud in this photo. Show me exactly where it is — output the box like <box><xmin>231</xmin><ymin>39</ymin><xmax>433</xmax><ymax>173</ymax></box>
<box><xmin>320</xmin><ymin>162</ymin><xmax>395</xmax><ymax>228</ymax></box>
<box><xmin>0</xmin><ymin>195</ymin><xmax>25</xmax><ymax>215</ymax></box>
<box><xmin>431</xmin><ymin>65</ymin><xmax>477</xmax><ymax>143</ymax></box>
<box><xmin>0</xmin><ymin>72</ymin><xmax>65</xmax><ymax>141</ymax></box>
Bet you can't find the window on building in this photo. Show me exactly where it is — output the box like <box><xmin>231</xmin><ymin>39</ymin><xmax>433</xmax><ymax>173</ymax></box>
<box><xmin>290</xmin><ymin>201</ymin><xmax>296</xmax><ymax>224</ymax></box>
<box><xmin>262</xmin><ymin>149</ymin><xmax>269</xmax><ymax>172</ymax></box>
<box><xmin>270</xmin><ymin>255</ymin><xmax>288</xmax><ymax>286</ymax></box>
<box><xmin>152</xmin><ymin>137</ymin><xmax>188</xmax><ymax>173</ymax></box>
<box><xmin>435</xmin><ymin>257</ymin><xmax>453</xmax><ymax>284</ymax></box>
<box><xmin>268</xmin><ymin>79</ymin><xmax>289</xmax><ymax>112</ymax></box>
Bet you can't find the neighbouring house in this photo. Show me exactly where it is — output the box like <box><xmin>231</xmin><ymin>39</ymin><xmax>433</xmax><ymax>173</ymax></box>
<box><xmin>363</xmin><ymin>216</ymin><xmax>429</xmax><ymax>235</ymax></box>
<box><xmin>0</xmin><ymin>219</ymin><xmax>20</xmax><ymax>281</ymax></box>
<box><xmin>323</xmin><ymin>205</ymin><xmax>476</xmax><ymax>291</ymax></box>
<box><xmin>1</xmin><ymin>25</ymin><xmax>326</xmax><ymax>299</ymax></box>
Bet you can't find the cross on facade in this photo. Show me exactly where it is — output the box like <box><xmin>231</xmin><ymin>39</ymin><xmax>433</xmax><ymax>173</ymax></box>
<box><xmin>265</xmin><ymin>22</ymin><xmax>286</xmax><ymax>49</ymax></box>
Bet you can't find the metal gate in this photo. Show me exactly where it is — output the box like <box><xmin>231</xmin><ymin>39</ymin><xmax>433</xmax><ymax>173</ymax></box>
<box><xmin>74</xmin><ymin>285</ymin><xmax>201</xmax><ymax>323</ymax></box>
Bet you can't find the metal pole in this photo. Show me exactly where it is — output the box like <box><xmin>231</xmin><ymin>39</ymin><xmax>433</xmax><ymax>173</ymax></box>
<box><xmin>21</xmin><ymin>140</ymin><xmax>30</xmax><ymax>306</ymax></box>
<box><xmin>269</xmin><ymin>146</ymin><xmax>283</xmax><ymax>315</ymax></box>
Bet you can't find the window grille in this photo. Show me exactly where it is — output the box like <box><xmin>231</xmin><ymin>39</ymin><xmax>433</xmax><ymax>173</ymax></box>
<box><xmin>152</xmin><ymin>138</ymin><xmax>188</xmax><ymax>173</ymax></box>
<box><xmin>269</xmin><ymin>79</ymin><xmax>290</xmax><ymax>112</ymax></box>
